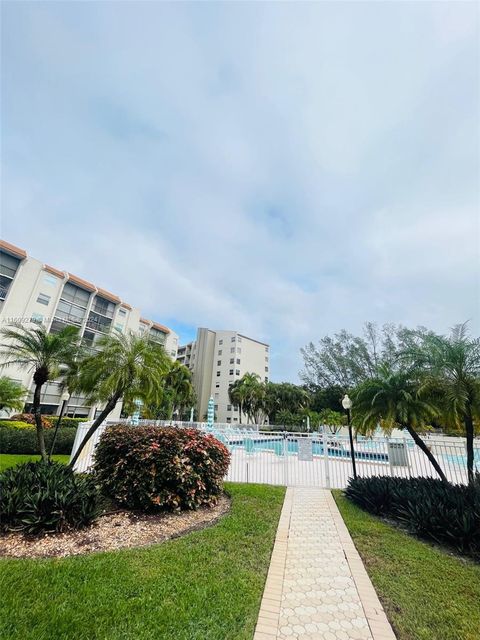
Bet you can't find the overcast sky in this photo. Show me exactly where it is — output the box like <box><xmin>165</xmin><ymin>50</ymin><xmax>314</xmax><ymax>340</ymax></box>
<box><xmin>2</xmin><ymin>1</ymin><xmax>479</xmax><ymax>381</ymax></box>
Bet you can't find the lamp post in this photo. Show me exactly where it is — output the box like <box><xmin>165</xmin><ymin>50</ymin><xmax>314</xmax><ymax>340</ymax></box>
<box><xmin>342</xmin><ymin>394</ymin><xmax>357</xmax><ymax>479</ymax></box>
<box><xmin>49</xmin><ymin>389</ymin><xmax>70</xmax><ymax>459</ymax></box>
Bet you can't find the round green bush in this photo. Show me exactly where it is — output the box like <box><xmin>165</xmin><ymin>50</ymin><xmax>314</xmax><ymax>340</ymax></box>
<box><xmin>94</xmin><ymin>425</ymin><xmax>231</xmax><ymax>512</ymax></box>
<box><xmin>0</xmin><ymin>461</ymin><xmax>99</xmax><ymax>534</ymax></box>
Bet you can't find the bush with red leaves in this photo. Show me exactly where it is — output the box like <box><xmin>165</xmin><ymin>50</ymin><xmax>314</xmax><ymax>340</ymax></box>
<box><xmin>93</xmin><ymin>425</ymin><xmax>231</xmax><ymax>512</ymax></box>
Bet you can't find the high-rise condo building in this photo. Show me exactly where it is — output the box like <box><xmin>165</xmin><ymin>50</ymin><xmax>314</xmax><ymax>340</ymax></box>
<box><xmin>177</xmin><ymin>328</ymin><xmax>270</xmax><ymax>423</ymax></box>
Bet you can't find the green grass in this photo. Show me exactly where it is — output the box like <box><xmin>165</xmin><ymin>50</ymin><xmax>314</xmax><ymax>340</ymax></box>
<box><xmin>333</xmin><ymin>490</ymin><xmax>480</xmax><ymax>640</ymax></box>
<box><xmin>0</xmin><ymin>483</ymin><xmax>285</xmax><ymax>640</ymax></box>
<box><xmin>0</xmin><ymin>453</ymin><xmax>70</xmax><ymax>472</ymax></box>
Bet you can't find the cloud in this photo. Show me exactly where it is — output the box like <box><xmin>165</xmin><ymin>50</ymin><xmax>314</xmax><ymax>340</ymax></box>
<box><xmin>1</xmin><ymin>1</ymin><xmax>479</xmax><ymax>381</ymax></box>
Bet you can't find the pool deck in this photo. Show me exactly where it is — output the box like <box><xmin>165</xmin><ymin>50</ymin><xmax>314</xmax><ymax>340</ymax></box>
<box><xmin>253</xmin><ymin>488</ymin><xmax>396</xmax><ymax>640</ymax></box>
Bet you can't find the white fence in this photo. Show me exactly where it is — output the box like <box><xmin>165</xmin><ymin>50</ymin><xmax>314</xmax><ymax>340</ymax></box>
<box><xmin>70</xmin><ymin>421</ymin><xmax>480</xmax><ymax>487</ymax></box>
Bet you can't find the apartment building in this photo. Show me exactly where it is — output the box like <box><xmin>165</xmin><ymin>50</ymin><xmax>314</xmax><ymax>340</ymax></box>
<box><xmin>177</xmin><ymin>327</ymin><xmax>270</xmax><ymax>423</ymax></box>
<box><xmin>0</xmin><ymin>239</ymin><xmax>178</xmax><ymax>417</ymax></box>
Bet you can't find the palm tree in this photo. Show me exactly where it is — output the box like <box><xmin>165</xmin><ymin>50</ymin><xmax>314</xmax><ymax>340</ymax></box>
<box><xmin>231</xmin><ymin>373</ymin><xmax>266</xmax><ymax>424</ymax></box>
<box><xmin>0</xmin><ymin>376</ymin><xmax>27</xmax><ymax>413</ymax></box>
<box><xmin>415</xmin><ymin>323</ymin><xmax>480</xmax><ymax>484</ymax></box>
<box><xmin>164</xmin><ymin>361</ymin><xmax>196</xmax><ymax>419</ymax></box>
<box><xmin>0</xmin><ymin>324</ymin><xmax>80</xmax><ymax>461</ymax></box>
<box><xmin>70</xmin><ymin>331</ymin><xmax>170</xmax><ymax>467</ymax></box>
<box><xmin>352</xmin><ymin>365</ymin><xmax>447</xmax><ymax>482</ymax></box>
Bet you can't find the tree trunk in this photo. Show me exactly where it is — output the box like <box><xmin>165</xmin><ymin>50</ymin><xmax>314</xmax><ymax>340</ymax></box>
<box><xmin>464</xmin><ymin>407</ymin><xmax>475</xmax><ymax>486</ymax></box>
<box><xmin>69</xmin><ymin>394</ymin><xmax>120</xmax><ymax>468</ymax></box>
<box><xmin>33</xmin><ymin>383</ymin><xmax>48</xmax><ymax>462</ymax></box>
<box><xmin>49</xmin><ymin>394</ymin><xmax>69</xmax><ymax>460</ymax></box>
<box><xmin>404</xmin><ymin>424</ymin><xmax>448</xmax><ymax>483</ymax></box>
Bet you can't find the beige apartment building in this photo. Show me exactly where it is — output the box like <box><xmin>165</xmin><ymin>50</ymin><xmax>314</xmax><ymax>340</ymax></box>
<box><xmin>0</xmin><ymin>239</ymin><xmax>178</xmax><ymax>418</ymax></box>
<box><xmin>177</xmin><ymin>328</ymin><xmax>270</xmax><ymax>424</ymax></box>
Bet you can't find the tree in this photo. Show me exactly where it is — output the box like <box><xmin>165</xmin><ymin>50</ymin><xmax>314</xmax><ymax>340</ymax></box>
<box><xmin>163</xmin><ymin>361</ymin><xmax>196</xmax><ymax>419</ymax></box>
<box><xmin>70</xmin><ymin>331</ymin><xmax>170</xmax><ymax>467</ymax></box>
<box><xmin>0</xmin><ymin>324</ymin><xmax>80</xmax><ymax>461</ymax></box>
<box><xmin>414</xmin><ymin>323</ymin><xmax>480</xmax><ymax>485</ymax></box>
<box><xmin>300</xmin><ymin>322</ymin><xmax>430</xmax><ymax>390</ymax></box>
<box><xmin>264</xmin><ymin>382</ymin><xmax>311</xmax><ymax>423</ymax></box>
<box><xmin>229</xmin><ymin>373</ymin><xmax>266</xmax><ymax>424</ymax></box>
<box><xmin>352</xmin><ymin>365</ymin><xmax>447</xmax><ymax>482</ymax></box>
<box><xmin>0</xmin><ymin>376</ymin><xmax>27</xmax><ymax>413</ymax></box>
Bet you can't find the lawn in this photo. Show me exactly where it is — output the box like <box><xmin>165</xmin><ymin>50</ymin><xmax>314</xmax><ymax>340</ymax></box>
<box><xmin>333</xmin><ymin>491</ymin><xmax>480</xmax><ymax>640</ymax></box>
<box><xmin>0</xmin><ymin>453</ymin><xmax>70</xmax><ymax>472</ymax></box>
<box><xmin>0</xmin><ymin>482</ymin><xmax>285</xmax><ymax>640</ymax></box>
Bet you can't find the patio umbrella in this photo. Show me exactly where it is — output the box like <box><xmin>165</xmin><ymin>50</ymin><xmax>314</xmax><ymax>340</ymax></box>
<box><xmin>207</xmin><ymin>396</ymin><xmax>214</xmax><ymax>429</ymax></box>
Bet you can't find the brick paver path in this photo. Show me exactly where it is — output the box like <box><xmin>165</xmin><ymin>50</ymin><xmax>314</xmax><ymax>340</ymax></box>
<box><xmin>254</xmin><ymin>488</ymin><xmax>396</xmax><ymax>640</ymax></box>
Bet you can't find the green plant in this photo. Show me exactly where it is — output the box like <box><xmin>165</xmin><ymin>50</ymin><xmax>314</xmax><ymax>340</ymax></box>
<box><xmin>0</xmin><ymin>424</ymin><xmax>76</xmax><ymax>454</ymax></box>
<box><xmin>345</xmin><ymin>475</ymin><xmax>480</xmax><ymax>557</ymax></box>
<box><xmin>0</xmin><ymin>323</ymin><xmax>80</xmax><ymax>461</ymax></box>
<box><xmin>42</xmin><ymin>415</ymin><xmax>87</xmax><ymax>429</ymax></box>
<box><xmin>70</xmin><ymin>331</ymin><xmax>170</xmax><ymax>467</ymax></box>
<box><xmin>94</xmin><ymin>425</ymin><xmax>230</xmax><ymax>512</ymax></box>
<box><xmin>0</xmin><ymin>376</ymin><xmax>27</xmax><ymax>412</ymax></box>
<box><xmin>9</xmin><ymin>412</ymin><xmax>52</xmax><ymax>428</ymax></box>
<box><xmin>0</xmin><ymin>460</ymin><xmax>99</xmax><ymax>533</ymax></box>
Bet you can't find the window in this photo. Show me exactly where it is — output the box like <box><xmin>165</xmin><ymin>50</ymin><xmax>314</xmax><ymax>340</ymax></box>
<box><xmin>31</xmin><ymin>313</ymin><xmax>43</xmax><ymax>324</ymax></box>
<box><xmin>237</xmin><ymin>347</ymin><xmax>241</xmax><ymax>354</ymax></box>
<box><xmin>233</xmin><ymin>417</ymin><xmax>238</xmax><ymax>421</ymax></box>
<box><xmin>218</xmin><ymin>350</ymin><xmax>222</xmax><ymax>355</ymax></box>
<box><xmin>265</xmin><ymin>356</ymin><xmax>269</xmax><ymax>362</ymax></box>
<box><xmin>118</xmin><ymin>308</ymin><xmax>127</xmax><ymax>317</ymax></box>
<box><xmin>214</xmin><ymin>404</ymin><xmax>218</xmax><ymax>411</ymax></box>
<box><xmin>43</xmin><ymin>274</ymin><xmax>58</xmax><ymax>286</ymax></box>
<box><xmin>230</xmin><ymin>358</ymin><xmax>234</xmax><ymax>364</ymax></box>
<box><xmin>114</xmin><ymin>323</ymin><xmax>123</xmax><ymax>332</ymax></box>
<box><xmin>215</xmin><ymin>383</ymin><xmax>220</xmax><ymax>388</ymax></box>
<box><xmin>56</xmin><ymin>299</ymin><xmax>86</xmax><ymax>324</ymax></box>
<box><xmin>0</xmin><ymin>252</ymin><xmax>20</xmax><ymax>279</ymax></box>
<box><xmin>236</xmin><ymin>369</ymin><xmax>240</xmax><ymax>376</ymax></box>
<box><xmin>215</xmin><ymin>392</ymin><xmax>219</xmax><ymax>399</ymax></box>
<box><xmin>92</xmin><ymin>296</ymin><xmax>115</xmax><ymax>318</ymax></box>
<box><xmin>236</xmin><ymin>358</ymin><xmax>240</xmax><ymax>364</ymax></box>
<box><xmin>265</xmin><ymin>346</ymin><xmax>269</xmax><ymax>352</ymax></box>
<box><xmin>237</xmin><ymin>336</ymin><xmax>242</xmax><ymax>342</ymax></box>
<box><xmin>265</xmin><ymin>366</ymin><xmax>269</xmax><ymax>372</ymax></box>
<box><xmin>227</xmin><ymin>405</ymin><xmax>232</xmax><ymax>411</ymax></box>
<box><xmin>217</xmin><ymin>360</ymin><xmax>222</xmax><ymax>366</ymax></box>
<box><xmin>218</xmin><ymin>339</ymin><xmax>223</xmax><ymax>345</ymax></box>
<box><xmin>216</xmin><ymin>371</ymin><xmax>221</xmax><ymax>377</ymax></box>
<box><xmin>226</xmin><ymin>417</ymin><xmax>231</xmax><ymax>423</ymax></box>
<box><xmin>265</xmin><ymin>377</ymin><xmax>269</xmax><ymax>383</ymax></box>
<box><xmin>61</xmin><ymin>282</ymin><xmax>90</xmax><ymax>307</ymax></box>
<box><xmin>37</xmin><ymin>293</ymin><xmax>51</xmax><ymax>306</ymax></box>
<box><xmin>231</xmin><ymin>336</ymin><xmax>235</xmax><ymax>342</ymax></box>
<box><xmin>230</xmin><ymin>347</ymin><xmax>235</xmax><ymax>353</ymax></box>
<box><xmin>229</xmin><ymin>369</ymin><xmax>234</xmax><ymax>375</ymax></box>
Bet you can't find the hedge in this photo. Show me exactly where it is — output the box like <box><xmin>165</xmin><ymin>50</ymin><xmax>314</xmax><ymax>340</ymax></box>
<box><xmin>9</xmin><ymin>414</ymin><xmax>86</xmax><ymax>429</ymax></box>
<box><xmin>345</xmin><ymin>475</ymin><xmax>480</xmax><ymax>558</ymax></box>
<box><xmin>0</xmin><ymin>425</ymin><xmax>77</xmax><ymax>455</ymax></box>
<box><xmin>94</xmin><ymin>425</ymin><xmax>230</xmax><ymax>512</ymax></box>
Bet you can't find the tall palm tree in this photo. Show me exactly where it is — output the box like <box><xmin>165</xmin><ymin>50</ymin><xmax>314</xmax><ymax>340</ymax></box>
<box><xmin>0</xmin><ymin>324</ymin><xmax>80</xmax><ymax>461</ymax></box>
<box><xmin>415</xmin><ymin>323</ymin><xmax>480</xmax><ymax>485</ymax></box>
<box><xmin>352</xmin><ymin>365</ymin><xmax>447</xmax><ymax>482</ymax></box>
<box><xmin>229</xmin><ymin>378</ymin><xmax>248</xmax><ymax>423</ymax></box>
<box><xmin>70</xmin><ymin>331</ymin><xmax>170</xmax><ymax>467</ymax></box>
<box><xmin>164</xmin><ymin>361</ymin><xmax>196</xmax><ymax>419</ymax></box>
<box><xmin>0</xmin><ymin>376</ymin><xmax>27</xmax><ymax>413</ymax></box>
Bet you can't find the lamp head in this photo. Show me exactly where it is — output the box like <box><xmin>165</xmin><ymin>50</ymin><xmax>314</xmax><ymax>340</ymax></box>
<box><xmin>342</xmin><ymin>394</ymin><xmax>352</xmax><ymax>410</ymax></box>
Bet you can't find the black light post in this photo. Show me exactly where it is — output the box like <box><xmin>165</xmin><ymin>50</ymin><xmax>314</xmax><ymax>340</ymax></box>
<box><xmin>342</xmin><ymin>394</ymin><xmax>357</xmax><ymax>479</ymax></box>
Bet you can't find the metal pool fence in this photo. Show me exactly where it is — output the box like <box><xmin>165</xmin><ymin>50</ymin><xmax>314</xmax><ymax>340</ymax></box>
<box><xmin>70</xmin><ymin>421</ymin><xmax>480</xmax><ymax>488</ymax></box>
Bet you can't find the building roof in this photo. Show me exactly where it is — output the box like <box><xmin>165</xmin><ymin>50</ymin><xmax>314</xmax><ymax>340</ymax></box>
<box><xmin>43</xmin><ymin>264</ymin><xmax>65</xmax><ymax>279</ymax></box>
<box><xmin>151</xmin><ymin>321</ymin><xmax>170</xmax><ymax>334</ymax></box>
<box><xmin>96</xmin><ymin>287</ymin><xmax>122</xmax><ymax>304</ymax></box>
<box><xmin>67</xmin><ymin>273</ymin><xmax>96</xmax><ymax>292</ymax></box>
<box><xmin>0</xmin><ymin>239</ymin><xmax>27</xmax><ymax>259</ymax></box>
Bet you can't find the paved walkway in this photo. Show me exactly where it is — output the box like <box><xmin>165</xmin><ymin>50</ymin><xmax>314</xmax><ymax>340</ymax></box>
<box><xmin>254</xmin><ymin>488</ymin><xmax>396</xmax><ymax>640</ymax></box>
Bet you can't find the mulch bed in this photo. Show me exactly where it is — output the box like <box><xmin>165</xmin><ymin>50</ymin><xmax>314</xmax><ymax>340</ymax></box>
<box><xmin>0</xmin><ymin>494</ymin><xmax>231</xmax><ymax>559</ymax></box>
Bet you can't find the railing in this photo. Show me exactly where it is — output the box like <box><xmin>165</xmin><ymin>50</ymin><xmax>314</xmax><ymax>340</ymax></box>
<box><xmin>70</xmin><ymin>421</ymin><xmax>480</xmax><ymax>487</ymax></box>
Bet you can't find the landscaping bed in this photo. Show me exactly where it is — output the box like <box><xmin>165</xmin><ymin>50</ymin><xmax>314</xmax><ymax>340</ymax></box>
<box><xmin>0</xmin><ymin>494</ymin><xmax>230</xmax><ymax>558</ymax></box>
<box><xmin>334</xmin><ymin>490</ymin><xmax>480</xmax><ymax>640</ymax></box>
<box><xmin>0</xmin><ymin>483</ymin><xmax>285</xmax><ymax>640</ymax></box>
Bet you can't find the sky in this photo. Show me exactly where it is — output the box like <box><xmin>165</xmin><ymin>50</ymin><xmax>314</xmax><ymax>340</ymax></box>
<box><xmin>1</xmin><ymin>1</ymin><xmax>479</xmax><ymax>382</ymax></box>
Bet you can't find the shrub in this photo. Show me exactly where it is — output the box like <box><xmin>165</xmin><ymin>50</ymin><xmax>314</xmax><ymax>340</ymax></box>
<box><xmin>0</xmin><ymin>461</ymin><xmax>99</xmax><ymax>534</ymax></box>
<box><xmin>345</xmin><ymin>475</ymin><xmax>480</xmax><ymax>557</ymax></box>
<box><xmin>42</xmin><ymin>416</ymin><xmax>87</xmax><ymax>429</ymax></box>
<box><xmin>0</xmin><ymin>420</ymin><xmax>33</xmax><ymax>430</ymax></box>
<box><xmin>0</xmin><ymin>425</ymin><xmax>77</xmax><ymax>455</ymax></box>
<box><xmin>94</xmin><ymin>425</ymin><xmax>231</xmax><ymax>512</ymax></box>
<box><xmin>9</xmin><ymin>413</ymin><xmax>52</xmax><ymax>428</ymax></box>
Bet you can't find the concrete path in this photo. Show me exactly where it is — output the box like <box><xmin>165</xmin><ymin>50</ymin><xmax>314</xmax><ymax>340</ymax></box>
<box><xmin>254</xmin><ymin>488</ymin><xmax>396</xmax><ymax>640</ymax></box>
